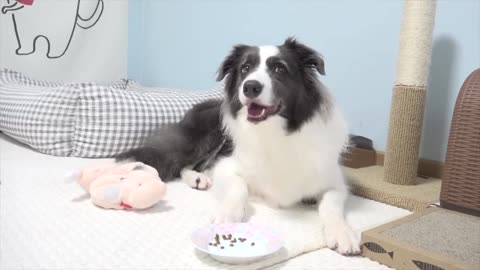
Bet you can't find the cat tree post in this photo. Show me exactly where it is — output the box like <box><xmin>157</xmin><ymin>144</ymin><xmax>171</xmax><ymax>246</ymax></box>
<box><xmin>384</xmin><ymin>0</ymin><xmax>437</xmax><ymax>185</ymax></box>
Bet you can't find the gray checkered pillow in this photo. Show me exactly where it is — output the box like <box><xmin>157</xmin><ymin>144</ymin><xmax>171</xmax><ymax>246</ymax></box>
<box><xmin>0</xmin><ymin>68</ymin><xmax>224</xmax><ymax>157</ymax></box>
<box><xmin>75</xmin><ymin>82</ymin><xmax>224</xmax><ymax>157</ymax></box>
<box><xmin>0</xmin><ymin>69</ymin><xmax>78</xmax><ymax>156</ymax></box>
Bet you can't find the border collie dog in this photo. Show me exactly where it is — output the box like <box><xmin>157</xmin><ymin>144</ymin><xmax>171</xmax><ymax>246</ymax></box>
<box><xmin>116</xmin><ymin>38</ymin><xmax>360</xmax><ymax>254</ymax></box>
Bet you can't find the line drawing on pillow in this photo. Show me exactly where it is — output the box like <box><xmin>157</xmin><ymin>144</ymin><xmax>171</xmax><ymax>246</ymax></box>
<box><xmin>1</xmin><ymin>0</ymin><xmax>104</xmax><ymax>59</ymax></box>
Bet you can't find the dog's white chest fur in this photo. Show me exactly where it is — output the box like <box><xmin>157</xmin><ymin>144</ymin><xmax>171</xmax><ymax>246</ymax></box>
<box><xmin>223</xmin><ymin>107</ymin><xmax>349</xmax><ymax>207</ymax></box>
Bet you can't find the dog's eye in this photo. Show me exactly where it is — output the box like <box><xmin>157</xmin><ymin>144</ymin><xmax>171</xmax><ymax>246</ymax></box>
<box><xmin>241</xmin><ymin>64</ymin><xmax>250</xmax><ymax>74</ymax></box>
<box><xmin>274</xmin><ymin>64</ymin><xmax>286</xmax><ymax>74</ymax></box>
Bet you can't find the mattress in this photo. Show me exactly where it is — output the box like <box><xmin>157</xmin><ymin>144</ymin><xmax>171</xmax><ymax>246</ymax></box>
<box><xmin>0</xmin><ymin>133</ymin><xmax>410</xmax><ymax>269</ymax></box>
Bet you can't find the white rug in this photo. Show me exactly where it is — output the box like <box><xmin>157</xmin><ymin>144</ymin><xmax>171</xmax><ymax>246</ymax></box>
<box><xmin>0</xmin><ymin>134</ymin><xmax>410</xmax><ymax>269</ymax></box>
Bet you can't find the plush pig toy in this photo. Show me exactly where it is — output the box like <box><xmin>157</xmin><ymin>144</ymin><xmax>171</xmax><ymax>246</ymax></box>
<box><xmin>67</xmin><ymin>161</ymin><xmax>166</xmax><ymax>210</ymax></box>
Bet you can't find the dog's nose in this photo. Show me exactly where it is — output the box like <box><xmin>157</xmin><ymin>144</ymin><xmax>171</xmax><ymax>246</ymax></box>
<box><xmin>243</xmin><ymin>80</ymin><xmax>263</xmax><ymax>99</ymax></box>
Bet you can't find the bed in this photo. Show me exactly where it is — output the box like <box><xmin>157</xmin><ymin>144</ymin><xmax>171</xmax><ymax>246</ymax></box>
<box><xmin>0</xmin><ymin>132</ymin><xmax>411</xmax><ymax>269</ymax></box>
<box><xmin>0</xmin><ymin>68</ymin><xmax>412</xmax><ymax>269</ymax></box>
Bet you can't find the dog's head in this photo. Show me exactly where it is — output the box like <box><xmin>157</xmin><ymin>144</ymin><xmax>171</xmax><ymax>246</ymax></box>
<box><xmin>217</xmin><ymin>37</ymin><xmax>329</xmax><ymax>132</ymax></box>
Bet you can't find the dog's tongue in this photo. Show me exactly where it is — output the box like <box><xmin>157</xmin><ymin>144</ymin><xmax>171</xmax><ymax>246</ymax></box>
<box><xmin>248</xmin><ymin>103</ymin><xmax>266</xmax><ymax>117</ymax></box>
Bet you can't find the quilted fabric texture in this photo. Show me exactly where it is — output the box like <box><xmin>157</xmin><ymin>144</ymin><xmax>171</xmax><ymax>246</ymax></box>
<box><xmin>0</xmin><ymin>69</ymin><xmax>79</xmax><ymax>156</ymax></box>
<box><xmin>0</xmin><ymin>68</ymin><xmax>224</xmax><ymax>157</ymax></box>
<box><xmin>75</xmin><ymin>82</ymin><xmax>224</xmax><ymax>157</ymax></box>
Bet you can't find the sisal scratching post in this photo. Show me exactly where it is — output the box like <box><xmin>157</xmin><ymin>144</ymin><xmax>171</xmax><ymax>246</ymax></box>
<box><xmin>384</xmin><ymin>0</ymin><xmax>437</xmax><ymax>185</ymax></box>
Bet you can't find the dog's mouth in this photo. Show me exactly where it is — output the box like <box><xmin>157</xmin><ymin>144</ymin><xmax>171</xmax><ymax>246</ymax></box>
<box><xmin>247</xmin><ymin>102</ymin><xmax>281</xmax><ymax>123</ymax></box>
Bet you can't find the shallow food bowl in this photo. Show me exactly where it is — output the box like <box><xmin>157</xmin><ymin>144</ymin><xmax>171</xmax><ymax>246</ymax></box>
<box><xmin>191</xmin><ymin>223</ymin><xmax>284</xmax><ymax>264</ymax></box>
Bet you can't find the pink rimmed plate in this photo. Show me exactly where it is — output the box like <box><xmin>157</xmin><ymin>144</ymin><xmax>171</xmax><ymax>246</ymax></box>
<box><xmin>191</xmin><ymin>223</ymin><xmax>284</xmax><ymax>264</ymax></box>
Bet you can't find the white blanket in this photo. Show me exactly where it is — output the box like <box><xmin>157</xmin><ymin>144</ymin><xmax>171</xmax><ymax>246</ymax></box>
<box><xmin>0</xmin><ymin>133</ymin><xmax>409</xmax><ymax>269</ymax></box>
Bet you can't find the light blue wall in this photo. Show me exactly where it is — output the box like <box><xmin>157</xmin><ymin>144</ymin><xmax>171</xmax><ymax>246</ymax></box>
<box><xmin>128</xmin><ymin>0</ymin><xmax>480</xmax><ymax>161</ymax></box>
<box><xmin>420</xmin><ymin>1</ymin><xmax>480</xmax><ymax>162</ymax></box>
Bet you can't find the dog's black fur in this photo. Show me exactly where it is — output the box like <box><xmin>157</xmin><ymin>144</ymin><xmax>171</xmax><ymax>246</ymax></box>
<box><xmin>116</xmin><ymin>37</ymin><xmax>328</xmax><ymax>181</ymax></box>
<box><xmin>116</xmin><ymin>99</ymin><xmax>231</xmax><ymax>181</ymax></box>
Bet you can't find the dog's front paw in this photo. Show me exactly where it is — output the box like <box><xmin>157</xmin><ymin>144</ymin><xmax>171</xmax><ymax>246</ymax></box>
<box><xmin>211</xmin><ymin>206</ymin><xmax>245</xmax><ymax>224</ymax></box>
<box><xmin>324</xmin><ymin>222</ymin><xmax>360</xmax><ymax>255</ymax></box>
<box><xmin>182</xmin><ymin>170</ymin><xmax>212</xmax><ymax>190</ymax></box>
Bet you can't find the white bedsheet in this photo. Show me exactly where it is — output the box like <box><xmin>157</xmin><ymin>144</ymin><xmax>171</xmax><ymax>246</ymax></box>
<box><xmin>0</xmin><ymin>133</ymin><xmax>409</xmax><ymax>269</ymax></box>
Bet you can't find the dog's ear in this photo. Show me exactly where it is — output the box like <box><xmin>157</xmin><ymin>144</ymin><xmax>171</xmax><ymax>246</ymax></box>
<box><xmin>216</xmin><ymin>44</ymin><xmax>249</xmax><ymax>81</ymax></box>
<box><xmin>283</xmin><ymin>37</ymin><xmax>326</xmax><ymax>75</ymax></box>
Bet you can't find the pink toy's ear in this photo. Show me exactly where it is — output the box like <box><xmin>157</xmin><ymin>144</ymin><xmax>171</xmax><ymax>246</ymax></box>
<box><xmin>100</xmin><ymin>184</ymin><xmax>122</xmax><ymax>202</ymax></box>
<box><xmin>108</xmin><ymin>162</ymin><xmax>144</xmax><ymax>175</ymax></box>
<box><xmin>90</xmin><ymin>183</ymin><xmax>124</xmax><ymax>210</ymax></box>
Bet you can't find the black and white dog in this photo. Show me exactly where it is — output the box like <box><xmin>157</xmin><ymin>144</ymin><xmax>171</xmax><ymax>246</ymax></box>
<box><xmin>116</xmin><ymin>38</ymin><xmax>360</xmax><ymax>254</ymax></box>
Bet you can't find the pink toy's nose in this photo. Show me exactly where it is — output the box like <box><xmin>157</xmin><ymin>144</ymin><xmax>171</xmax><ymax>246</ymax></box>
<box><xmin>120</xmin><ymin>202</ymin><xmax>133</xmax><ymax>209</ymax></box>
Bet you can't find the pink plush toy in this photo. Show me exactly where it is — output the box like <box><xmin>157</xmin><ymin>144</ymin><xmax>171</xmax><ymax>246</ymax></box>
<box><xmin>68</xmin><ymin>161</ymin><xmax>166</xmax><ymax>210</ymax></box>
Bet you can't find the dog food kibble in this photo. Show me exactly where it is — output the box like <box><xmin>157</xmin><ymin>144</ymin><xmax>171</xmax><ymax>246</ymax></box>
<box><xmin>222</xmin><ymin>234</ymin><xmax>233</xmax><ymax>240</ymax></box>
<box><xmin>209</xmin><ymin>234</ymin><xmax>260</xmax><ymax>250</ymax></box>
